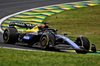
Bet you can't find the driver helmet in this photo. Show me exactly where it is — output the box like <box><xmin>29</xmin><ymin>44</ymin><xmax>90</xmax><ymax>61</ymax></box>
<box><xmin>38</xmin><ymin>24</ymin><xmax>49</xmax><ymax>29</ymax></box>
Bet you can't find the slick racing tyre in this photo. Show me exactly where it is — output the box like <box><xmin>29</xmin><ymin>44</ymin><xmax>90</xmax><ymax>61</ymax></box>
<box><xmin>3</xmin><ymin>28</ymin><xmax>18</xmax><ymax>44</ymax></box>
<box><xmin>40</xmin><ymin>33</ymin><xmax>55</xmax><ymax>49</ymax></box>
<box><xmin>75</xmin><ymin>37</ymin><xmax>90</xmax><ymax>54</ymax></box>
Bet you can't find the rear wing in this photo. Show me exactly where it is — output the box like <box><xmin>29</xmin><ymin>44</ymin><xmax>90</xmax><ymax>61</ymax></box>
<box><xmin>9</xmin><ymin>22</ymin><xmax>37</xmax><ymax>29</ymax></box>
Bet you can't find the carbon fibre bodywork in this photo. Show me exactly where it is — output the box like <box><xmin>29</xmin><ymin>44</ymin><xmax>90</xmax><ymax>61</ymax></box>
<box><xmin>22</xmin><ymin>30</ymin><xmax>80</xmax><ymax>50</ymax></box>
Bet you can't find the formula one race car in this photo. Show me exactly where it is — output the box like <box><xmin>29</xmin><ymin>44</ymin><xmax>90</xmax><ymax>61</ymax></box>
<box><xmin>3</xmin><ymin>22</ymin><xmax>97</xmax><ymax>54</ymax></box>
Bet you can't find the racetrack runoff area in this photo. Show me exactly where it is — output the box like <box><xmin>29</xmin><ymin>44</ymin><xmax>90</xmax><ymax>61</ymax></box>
<box><xmin>0</xmin><ymin>1</ymin><xmax>100</xmax><ymax>55</ymax></box>
<box><xmin>1</xmin><ymin>1</ymin><xmax>100</xmax><ymax>32</ymax></box>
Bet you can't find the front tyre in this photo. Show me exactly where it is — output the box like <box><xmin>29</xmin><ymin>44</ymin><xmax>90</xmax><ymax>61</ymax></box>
<box><xmin>75</xmin><ymin>37</ymin><xmax>90</xmax><ymax>54</ymax></box>
<box><xmin>3</xmin><ymin>28</ymin><xmax>18</xmax><ymax>44</ymax></box>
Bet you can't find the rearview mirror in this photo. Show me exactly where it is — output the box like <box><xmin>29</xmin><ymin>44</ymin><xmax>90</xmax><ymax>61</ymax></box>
<box><xmin>64</xmin><ymin>33</ymin><xmax>68</xmax><ymax>36</ymax></box>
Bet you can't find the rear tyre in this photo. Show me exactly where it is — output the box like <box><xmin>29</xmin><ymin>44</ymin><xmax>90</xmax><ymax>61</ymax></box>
<box><xmin>40</xmin><ymin>33</ymin><xmax>55</xmax><ymax>49</ymax></box>
<box><xmin>3</xmin><ymin>28</ymin><xmax>18</xmax><ymax>44</ymax></box>
<box><xmin>75</xmin><ymin>37</ymin><xmax>90</xmax><ymax>54</ymax></box>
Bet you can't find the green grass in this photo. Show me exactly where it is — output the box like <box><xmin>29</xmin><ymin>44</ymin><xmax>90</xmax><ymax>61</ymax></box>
<box><xmin>0</xmin><ymin>5</ymin><xmax>100</xmax><ymax>66</ymax></box>
<box><xmin>0</xmin><ymin>48</ymin><xmax>100</xmax><ymax>66</ymax></box>
<box><xmin>43</xmin><ymin>5</ymin><xmax>100</xmax><ymax>50</ymax></box>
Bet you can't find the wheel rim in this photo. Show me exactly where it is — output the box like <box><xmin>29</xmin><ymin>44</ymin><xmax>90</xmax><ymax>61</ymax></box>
<box><xmin>41</xmin><ymin>37</ymin><xmax>47</xmax><ymax>46</ymax></box>
<box><xmin>3</xmin><ymin>31</ymin><xmax>9</xmax><ymax>41</ymax></box>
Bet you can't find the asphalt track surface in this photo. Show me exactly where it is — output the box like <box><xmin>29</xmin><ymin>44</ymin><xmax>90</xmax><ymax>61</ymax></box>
<box><xmin>0</xmin><ymin>0</ymin><xmax>86</xmax><ymax>52</ymax></box>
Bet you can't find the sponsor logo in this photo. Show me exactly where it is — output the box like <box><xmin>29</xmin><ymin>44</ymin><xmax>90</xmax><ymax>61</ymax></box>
<box><xmin>29</xmin><ymin>33</ymin><xmax>38</xmax><ymax>35</ymax></box>
<box><xmin>23</xmin><ymin>36</ymin><xmax>30</xmax><ymax>40</ymax></box>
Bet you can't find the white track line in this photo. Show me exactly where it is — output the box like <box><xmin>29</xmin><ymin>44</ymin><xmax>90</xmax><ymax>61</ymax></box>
<box><xmin>0</xmin><ymin>46</ymin><xmax>56</xmax><ymax>53</ymax></box>
<box><xmin>0</xmin><ymin>1</ymin><xmax>88</xmax><ymax>33</ymax></box>
<box><xmin>0</xmin><ymin>46</ymin><xmax>75</xmax><ymax>53</ymax></box>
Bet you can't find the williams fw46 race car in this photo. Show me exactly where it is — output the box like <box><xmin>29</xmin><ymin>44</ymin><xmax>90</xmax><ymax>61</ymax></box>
<box><xmin>3</xmin><ymin>22</ymin><xmax>97</xmax><ymax>54</ymax></box>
